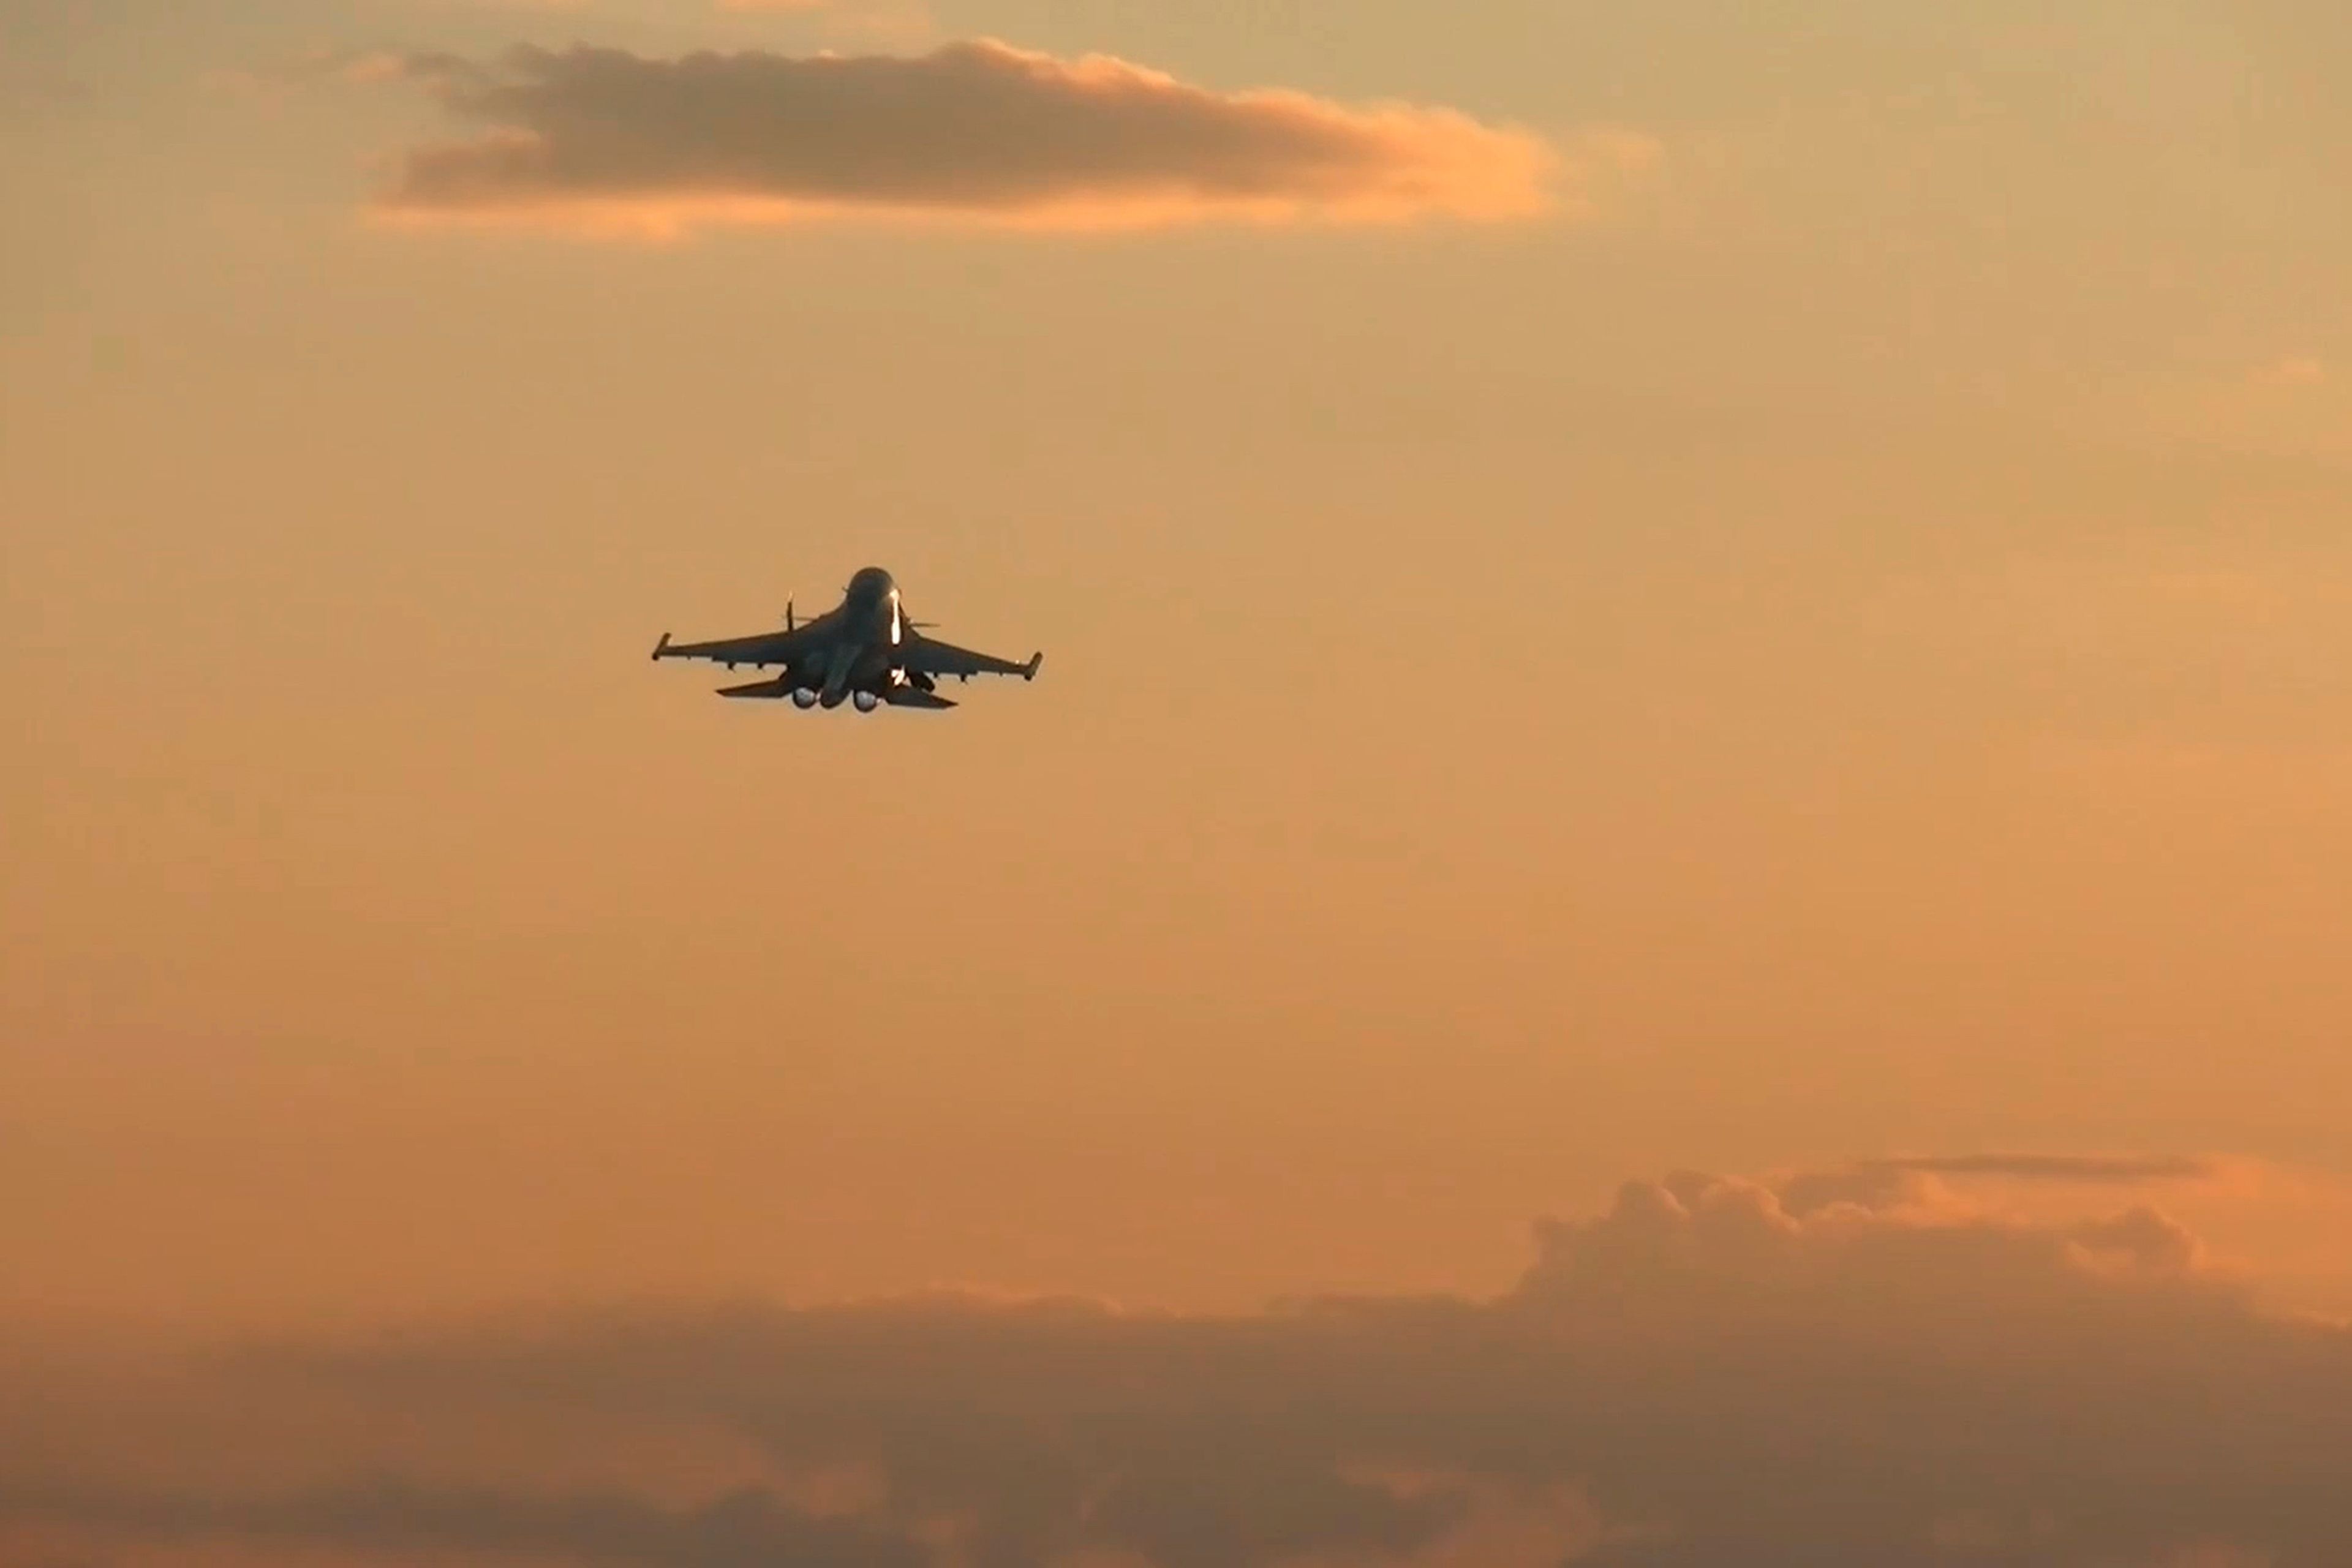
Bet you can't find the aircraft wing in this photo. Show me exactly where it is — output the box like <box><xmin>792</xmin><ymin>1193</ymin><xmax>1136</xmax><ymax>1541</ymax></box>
<box><xmin>650</xmin><ymin>621</ymin><xmax>827</xmax><ymax>667</ymax></box>
<box><xmin>902</xmin><ymin>635</ymin><xmax>1042</xmax><ymax>680</ymax></box>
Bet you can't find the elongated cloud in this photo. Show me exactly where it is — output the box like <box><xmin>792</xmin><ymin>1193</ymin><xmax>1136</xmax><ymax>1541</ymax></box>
<box><xmin>1872</xmin><ymin>1153</ymin><xmax>2217</xmax><ymax>1182</ymax></box>
<box><xmin>374</xmin><ymin>41</ymin><xmax>1567</xmax><ymax>234</ymax></box>
<box><xmin>6</xmin><ymin>1163</ymin><xmax>2349</xmax><ymax>1567</ymax></box>
<box><xmin>1774</xmin><ymin>1153</ymin><xmax>2220</xmax><ymax>1220</ymax></box>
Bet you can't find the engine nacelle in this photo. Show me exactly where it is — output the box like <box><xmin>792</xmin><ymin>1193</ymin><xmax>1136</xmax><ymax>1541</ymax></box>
<box><xmin>790</xmin><ymin>688</ymin><xmax>820</xmax><ymax>709</ymax></box>
<box><xmin>851</xmin><ymin>690</ymin><xmax>881</xmax><ymax>713</ymax></box>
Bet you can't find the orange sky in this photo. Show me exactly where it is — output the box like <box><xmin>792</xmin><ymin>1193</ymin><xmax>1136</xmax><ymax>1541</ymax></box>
<box><xmin>6</xmin><ymin>0</ymin><xmax>2352</xmax><ymax>1346</ymax></box>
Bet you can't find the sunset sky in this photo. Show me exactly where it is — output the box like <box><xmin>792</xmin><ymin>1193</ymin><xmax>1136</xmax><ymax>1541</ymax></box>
<box><xmin>6</xmin><ymin>3</ymin><xmax>2352</xmax><ymax>1564</ymax></box>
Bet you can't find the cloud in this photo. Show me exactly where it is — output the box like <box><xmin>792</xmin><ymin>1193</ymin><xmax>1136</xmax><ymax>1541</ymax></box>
<box><xmin>5</xmin><ymin>1164</ymin><xmax>2349</xmax><ymax>1567</ymax></box>
<box><xmin>2255</xmin><ymin>356</ymin><xmax>2327</xmax><ymax>387</ymax></box>
<box><xmin>1866</xmin><ymin>1153</ymin><xmax>2218</xmax><ymax>1181</ymax></box>
<box><xmin>1770</xmin><ymin>1155</ymin><xmax>2217</xmax><ymax>1224</ymax></box>
<box><xmin>368</xmin><ymin>41</ymin><xmax>1568</xmax><ymax>236</ymax></box>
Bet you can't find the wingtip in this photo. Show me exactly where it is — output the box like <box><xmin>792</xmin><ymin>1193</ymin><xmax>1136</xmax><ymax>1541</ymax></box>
<box><xmin>651</xmin><ymin>631</ymin><xmax>671</xmax><ymax>661</ymax></box>
<box><xmin>1025</xmin><ymin>652</ymin><xmax>1043</xmax><ymax>681</ymax></box>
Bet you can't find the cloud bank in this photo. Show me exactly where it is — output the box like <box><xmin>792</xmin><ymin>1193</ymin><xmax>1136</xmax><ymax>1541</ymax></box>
<box><xmin>5</xmin><ymin>1162</ymin><xmax>2348</xmax><ymax>1567</ymax></box>
<box><xmin>374</xmin><ymin>41</ymin><xmax>1566</xmax><ymax>234</ymax></box>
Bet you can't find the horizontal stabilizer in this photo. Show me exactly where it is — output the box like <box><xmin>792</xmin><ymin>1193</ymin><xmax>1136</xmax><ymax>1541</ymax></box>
<box><xmin>717</xmin><ymin>676</ymin><xmax>796</xmax><ymax>699</ymax></box>
<box><xmin>884</xmin><ymin>685</ymin><xmax>957</xmax><ymax>710</ymax></box>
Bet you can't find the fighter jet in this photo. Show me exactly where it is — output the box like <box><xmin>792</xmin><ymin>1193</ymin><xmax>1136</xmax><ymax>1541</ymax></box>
<box><xmin>650</xmin><ymin>567</ymin><xmax>1041</xmax><ymax>712</ymax></box>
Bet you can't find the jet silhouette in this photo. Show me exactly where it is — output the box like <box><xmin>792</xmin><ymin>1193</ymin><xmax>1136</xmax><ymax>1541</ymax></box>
<box><xmin>652</xmin><ymin>567</ymin><xmax>1041</xmax><ymax>712</ymax></box>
